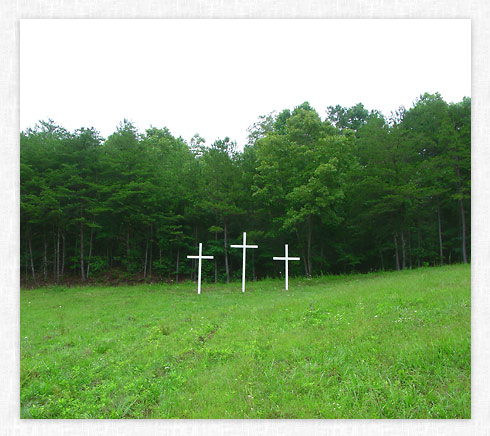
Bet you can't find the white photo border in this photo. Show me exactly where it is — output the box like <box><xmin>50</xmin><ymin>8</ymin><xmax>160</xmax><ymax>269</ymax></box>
<box><xmin>2</xmin><ymin>2</ymin><xmax>488</xmax><ymax>435</ymax></box>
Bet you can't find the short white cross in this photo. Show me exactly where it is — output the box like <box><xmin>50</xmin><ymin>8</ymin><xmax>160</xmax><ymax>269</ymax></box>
<box><xmin>230</xmin><ymin>232</ymin><xmax>258</xmax><ymax>293</ymax></box>
<box><xmin>273</xmin><ymin>244</ymin><xmax>300</xmax><ymax>291</ymax></box>
<box><xmin>187</xmin><ymin>242</ymin><xmax>214</xmax><ymax>294</ymax></box>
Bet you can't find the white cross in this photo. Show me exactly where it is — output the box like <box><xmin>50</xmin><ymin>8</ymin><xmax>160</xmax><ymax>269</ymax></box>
<box><xmin>187</xmin><ymin>243</ymin><xmax>214</xmax><ymax>294</ymax></box>
<box><xmin>273</xmin><ymin>244</ymin><xmax>300</xmax><ymax>290</ymax></box>
<box><xmin>230</xmin><ymin>232</ymin><xmax>258</xmax><ymax>293</ymax></box>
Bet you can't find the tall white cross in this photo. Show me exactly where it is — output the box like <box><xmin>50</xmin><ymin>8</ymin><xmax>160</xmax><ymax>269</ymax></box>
<box><xmin>273</xmin><ymin>244</ymin><xmax>300</xmax><ymax>291</ymax></box>
<box><xmin>230</xmin><ymin>232</ymin><xmax>258</xmax><ymax>293</ymax></box>
<box><xmin>187</xmin><ymin>243</ymin><xmax>214</xmax><ymax>294</ymax></box>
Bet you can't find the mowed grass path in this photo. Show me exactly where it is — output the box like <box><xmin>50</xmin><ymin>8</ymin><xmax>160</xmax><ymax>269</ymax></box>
<box><xmin>20</xmin><ymin>264</ymin><xmax>470</xmax><ymax>419</ymax></box>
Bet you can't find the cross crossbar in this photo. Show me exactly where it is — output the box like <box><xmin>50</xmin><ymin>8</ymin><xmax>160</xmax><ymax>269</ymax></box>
<box><xmin>231</xmin><ymin>244</ymin><xmax>258</xmax><ymax>249</ymax></box>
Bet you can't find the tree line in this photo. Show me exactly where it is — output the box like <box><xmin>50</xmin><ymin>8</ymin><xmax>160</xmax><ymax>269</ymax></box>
<box><xmin>20</xmin><ymin>92</ymin><xmax>470</xmax><ymax>286</ymax></box>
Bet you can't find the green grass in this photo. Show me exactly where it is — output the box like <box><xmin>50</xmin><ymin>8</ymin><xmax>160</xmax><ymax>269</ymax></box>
<box><xmin>20</xmin><ymin>264</ymin><xmax>470</xmax><ymax>419</ymax></box>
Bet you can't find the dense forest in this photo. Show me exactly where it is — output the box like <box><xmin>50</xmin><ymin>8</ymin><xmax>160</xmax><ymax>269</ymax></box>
<box><xmin>20</xmin><ymin>92</ymin><xmax>470</xmax><ymax>287</ymax></box>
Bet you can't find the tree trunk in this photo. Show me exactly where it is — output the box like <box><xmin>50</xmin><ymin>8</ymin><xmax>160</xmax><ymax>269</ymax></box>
<box><xmin>159</xmin><ymin>246</ymin><xmax>162</xmax><ymax>279</ymax></box>
<box><xmin>320</xmin><ymin>242</ymin><xmax>324</xmax><ymax>273</ymax></box>
<box><xmin>126</xmin><ymin>226</ymin><xmax>131</xmax><ymax>271</ymax></box>
<box><xmin>53</xmin><ymin>230</ymin><xmax>56</xmax><ymax>277</ymax></box>
<box><xmin>379</xmin><ymin>248</ymin><xmax>385</xmax><ymax>271</ymax></box>
<box><xmin>43</xmin><ymin>233</ymin><xmax>47</xmax><ymax>281</ymax></box>
<box><xmin>56</xmin><ymin>227</ymin><xmax>60</xmax><ymax>284</ymax></box>
<box><xmin>28</xmin><ymin>236</ymin><xmax>36</xmax><ymax>285</ymax></box>
<box><xmin>295</xmin><ymin>227</ymin><xmax>308</xmax><ymax>277</ymax></box>
<box><xmin>25</xmin><ymin>238</ymin><xmax>28</xmax><ymax>284</ymax></box>
<box><xmin>175</xmin><ymin>247</ymin><xmax>180</xmax><ymax>284</ymax></box>
<box><xmin>61</xmin><ymin>232</ymin><xmax>65</xmax><ymax>279</ymax></box>
<box><xmin>86</xmin><ymin>226</ymin><xmax>94</xmax><ymax>279</ymax></box>
<box><xmin>80</xmin><ymin>221</ymin><xmax>85</xmax><ymax>281</ymax></box>
<box><xmin>417</xmin><ymin>211</ymin><xmax>422</xmax><ymax>268</ymax></box>
<box><xmin>168</xmin><ymin>246</ymin><xmax>172</xmax><ymax>281</ymax></box>
<box><xmin>394</xmin><ymin>232</ymin><xmax>400</xmax><ymax>271</ymax></box>
<box><xmin>436</xmin><ymin>195</ymin><xmax>443</xmax><ymax>266</ymax></box>
<box><xmin>223</xmin><ymin>217</ymin><xmax>230</xmax><ymax>284</ymax></box>
<box><xmin>459</xmin><ymin>197</ymin><xmax>468</xmax><ymax>264</ymax></box>
<box><xmin>148</xmin><ymin>236</ymin><xmax>153</xmax><ymax>280</ymax></box>
<box><xmin>144</xmin><ymin>237</ymin><xmax>149</xmax><ymax>280</ymax></box>
<box><xmin>407</xmin><ymin>225</ymin><xmax>412</xmax><ymax>269</ymax></box>
<box><xmin>191</xmin><ymin>224</ymin><xmax>198</xmax><ymax>281</ymax></box>
<box><xmin>455</xmin><ymin>161</ymin><xmax>468</xmax><ymax>263</ymax></box>
<box><xmin>400</xmin><ymin>225</ymin><xmax>406</xmax><ymax>270</ymax></box>
<box><xmin>306</xmin><ymin>215</ymin><xmax>312</xmax><ymax>278</ymax></box>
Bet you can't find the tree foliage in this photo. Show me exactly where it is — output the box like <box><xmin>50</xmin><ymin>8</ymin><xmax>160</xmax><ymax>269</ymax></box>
<box><xmin>20</xmin><ymin>93</ymin><xmax>471</xmax><ymax>285</ymax></box>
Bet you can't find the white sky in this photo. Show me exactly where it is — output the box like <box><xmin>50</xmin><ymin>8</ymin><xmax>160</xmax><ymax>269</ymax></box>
<box><xmin>20</xmin><ymin>19</ymin><xmax>471</xmax><ymax>147</ymax></box>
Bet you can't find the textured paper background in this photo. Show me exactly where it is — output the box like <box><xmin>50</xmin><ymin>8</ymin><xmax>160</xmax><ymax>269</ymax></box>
<box><xmin>2</xmin><ymin>1</ymin><xmax>489</xmax><ymax>435</ymax></box>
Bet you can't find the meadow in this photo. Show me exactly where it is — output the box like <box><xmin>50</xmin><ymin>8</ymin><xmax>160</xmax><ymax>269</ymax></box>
<box><xmin>20</xmin><ymin>264</ymin><xmax>470</xmax><ymax>419</ymax></box>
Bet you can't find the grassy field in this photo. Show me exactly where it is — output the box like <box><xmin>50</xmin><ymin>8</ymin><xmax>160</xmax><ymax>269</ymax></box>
<box><xmin>20</xmin><ymin>264</ymin><xmax>470</xmax><ymax>419</ymax></box>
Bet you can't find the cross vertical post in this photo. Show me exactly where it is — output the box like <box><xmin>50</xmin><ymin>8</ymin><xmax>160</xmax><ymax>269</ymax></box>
<box><xmin>198</xmin><ymin>243</ymin><xmax>202</xmax><ymax>294</ymax></box>
<box><xmin>285</xmin><ymin>244</ymin><xmax>289</xmax><ymax>291</ymax></box>
<box><xmin>187</xmin><ymin>243</ymin><xmax>214</xmax><ymax>294</ymax></box>
<box><xmin>273</xmin><ymin>244</ymin><xmax>300</xmax><ymax>290</ymax></box>
<box><xmin>230</xmin><ymin>232</ymin><xmax>258</xmax><ymax>293</ymax></box>
<box><xmin>242</xmin><ymin>232</ymin><xmax>246</xmax><ymax>293</ymax></box>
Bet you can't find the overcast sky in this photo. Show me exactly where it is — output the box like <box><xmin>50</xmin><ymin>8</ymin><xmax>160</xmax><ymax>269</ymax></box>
<box><xmin>20</xmin><ymin>19</ymin><xmax>471</xmax><ymax>147</ymax></box>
